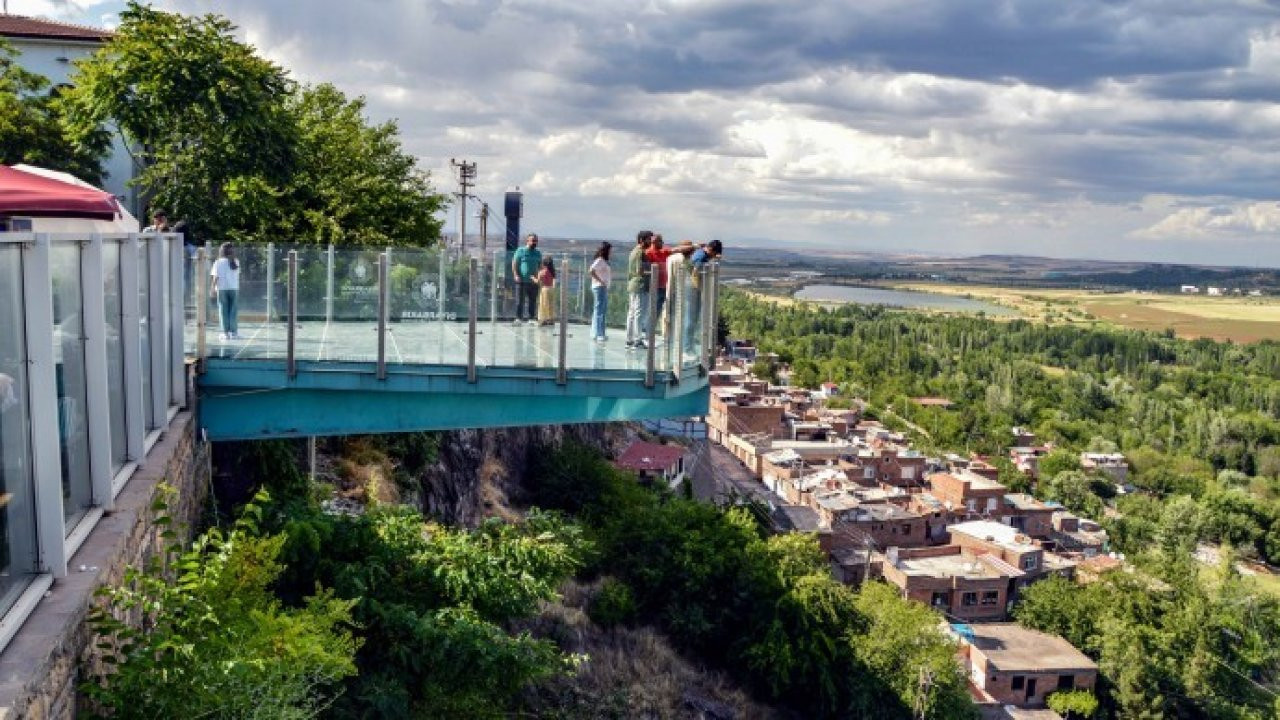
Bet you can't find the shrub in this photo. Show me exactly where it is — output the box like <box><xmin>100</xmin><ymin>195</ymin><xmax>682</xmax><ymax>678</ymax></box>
<box><xmin>588</xmin><ymin>577</ymin><xmax>638</xmax><ymax>628</ymax></box>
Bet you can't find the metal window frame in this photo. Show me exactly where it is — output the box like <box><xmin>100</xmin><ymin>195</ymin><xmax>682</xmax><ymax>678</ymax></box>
<box><xmin>119</xmin><ymin>235</ymin><xmax>144</xmax><ymax>462</ymax></box>
<box><xmin>148</xmin><ymin>234</ymin><xmax>168</xmax><ymax>428</ymax></box>
<box><xmin>24</xmin><ymin>235</ymin><xmax>69</xmax><ymax>578</ymax></box>
<box><xmin>169</xmin><ymin>235</ymin><xmax>185</xmax><ymax>409</ymax></box>
<box><xmin>82</xmin><ymin>235</ymin><xmax>115</xmax><ymax>511</ymax></box>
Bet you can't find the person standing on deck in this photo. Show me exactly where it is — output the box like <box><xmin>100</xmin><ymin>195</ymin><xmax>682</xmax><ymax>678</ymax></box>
<box><xmin>589</xmin><ymin>242</ymin><xmax>613</xmax><ymax>343</ymax></box>
<box><xmin>644</xmin><ymin>234</ymin><xmax>673</xmax><ymax>338</ymax></box>
<box><xmin>625</xmin><ymin>230</ymin><xmax>653</xmax><ymax>349</ymax></box>
<box><xmin>536</xmin><ymin>257</ymin><xmax>557</xmax><ymax>326</ymax></box>
<box><xmin>209</xmin><ymin>243</ymin><xmax>241</xmax><ymax>341</ymax></box>
<box><xmin>511</xmin><ymin>233</ymin><xmax>542</xmax><ymax>324</ymax></box>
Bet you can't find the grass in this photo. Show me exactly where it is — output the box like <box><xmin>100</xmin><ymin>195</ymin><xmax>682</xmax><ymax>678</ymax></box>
<box><xmin>895</xmin><ymin>282</ymin><xmax>1280</xmax><ymax>343</ymax></box>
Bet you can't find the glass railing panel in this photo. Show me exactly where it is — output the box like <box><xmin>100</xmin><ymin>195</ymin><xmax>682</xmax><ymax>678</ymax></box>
<box><xmin>0</xmin><ymin>244</ymin><xmax>40</xmax><ymax>616</ymax></box>
<box><xmin>50</xmin><ymin>242</ymin><xmax>93</xmax><ymax>528</ymax></box>
<box><xmin>317</xmin><ymin>246</ymin><xmax>383</xmax><ymax>363</ymax></box>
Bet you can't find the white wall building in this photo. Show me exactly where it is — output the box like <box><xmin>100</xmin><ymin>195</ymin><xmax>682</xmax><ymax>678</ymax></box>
<box><xmin>1</xmin><ymin>15</ymin><xmax>139</xmax><ymax>215</ymax></box>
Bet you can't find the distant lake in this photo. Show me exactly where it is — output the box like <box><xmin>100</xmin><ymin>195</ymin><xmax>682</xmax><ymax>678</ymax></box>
<box><xmin>794</xmin><ymin>285</ymin><xmax>1016</xmax><ymax>316</ymax></box>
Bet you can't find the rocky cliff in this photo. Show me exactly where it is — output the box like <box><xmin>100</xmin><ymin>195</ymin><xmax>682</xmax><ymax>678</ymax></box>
<box><xmin>417</xmin><ymin>423</ymin><xmax>632</xmax><ymax>525</ymax></box>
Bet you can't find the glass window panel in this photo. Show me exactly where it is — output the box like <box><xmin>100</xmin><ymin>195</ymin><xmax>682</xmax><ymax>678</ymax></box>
<box><xmin>103</xmin><ymin>241</ymin><xmax>128</xmax><ymax>469</ymax></box>
<box><xmin>51</xmin><ymin>244</ymin><xmax>93</xmax><ymax>528</ymax></box>
<box><xmin>0</xmin><ymin>246</ymin><xmax>40</xmax><ymax>614</ymax></box>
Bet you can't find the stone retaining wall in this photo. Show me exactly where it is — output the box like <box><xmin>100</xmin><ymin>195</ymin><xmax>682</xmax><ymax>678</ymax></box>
<box><xmin>0</xmin><ymin>409</ymin><xmax>208</xmax><ymax>719</ymax></box>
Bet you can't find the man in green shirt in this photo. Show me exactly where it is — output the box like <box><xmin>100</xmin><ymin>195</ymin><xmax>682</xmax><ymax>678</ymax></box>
<box><xmin>511</xmin><ymin>233</ymin><xmax>542</xmax><ymax>323</ymax></box>
<box><xmin>625</xmin><ymin>230</ymin><xmax>653</xmax><ymax>349</ymax></box>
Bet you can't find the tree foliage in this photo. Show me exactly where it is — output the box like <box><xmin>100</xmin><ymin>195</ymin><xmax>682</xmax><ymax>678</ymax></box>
<box><xmin>83</xmin><ymin>491</ymin><xmax>359</xmax><ymax>719</ymax></box>
<box><xmin>0</xmin><ymin>39</ymin><xmax>108</xmax><ymax>183</ymax></box>
<box><xmin>62</xmin><ymin>3</ymin><xmax>444</xmax><ymax>245</ymax></box>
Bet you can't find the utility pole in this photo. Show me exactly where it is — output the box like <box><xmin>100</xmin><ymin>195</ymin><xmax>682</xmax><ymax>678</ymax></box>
<box><xmin>451</xmin><ymin>158</ymin><xmax>476</xmax><ymax>253</ymax></box>
<box><xmin>478</xmin><ymin>202</ymin><xmax>489</xmax><ymax>254</ymax></box>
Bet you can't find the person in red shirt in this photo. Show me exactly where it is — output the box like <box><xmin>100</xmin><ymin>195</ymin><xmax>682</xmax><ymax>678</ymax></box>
<box><xmin>644</xmin><ymin>234</ymin><xmax>674</xmax><ymax>336</ymax></box>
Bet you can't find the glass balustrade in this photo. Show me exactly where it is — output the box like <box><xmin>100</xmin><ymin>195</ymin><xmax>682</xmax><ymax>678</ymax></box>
<box><xmin>0</xmin><ymin>231</ymin><xmax>186</xmax><ymax>643</ymax></box>
<box><xmin>180</xmin><ymin>242</ymin><xmax>721</xmax><ymax>380</ymax></box>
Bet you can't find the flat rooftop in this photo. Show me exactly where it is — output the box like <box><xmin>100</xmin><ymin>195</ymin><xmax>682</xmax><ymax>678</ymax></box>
<box><xmin>949</xmin><ymin>521</ymin><xmax>1039</xmax><ymax>552</ymax></box>
<box><xmin>963</xmin><ymin>622</ymin><xmax>1096</xmax><ymax>672</ymax></box>
<box><xmin>897</xmin><ymin>553</ymin><xmax>1004</xmax><ymax>579</ymax></box>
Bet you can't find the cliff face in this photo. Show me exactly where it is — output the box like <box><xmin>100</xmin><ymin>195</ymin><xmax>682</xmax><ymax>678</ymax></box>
<box><xmin>418</xmin><ymin>423</ymin><xmax>631</xmax><ymax>526</ymax></box>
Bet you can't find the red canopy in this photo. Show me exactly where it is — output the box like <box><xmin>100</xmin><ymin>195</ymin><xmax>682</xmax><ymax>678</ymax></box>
<box><xmin>0</xmin><ymin>165</ymin><xmax>121</xmax><ymax>221</ymax></box>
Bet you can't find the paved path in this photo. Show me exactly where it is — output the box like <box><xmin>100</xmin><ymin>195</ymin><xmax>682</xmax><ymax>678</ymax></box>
<box><xmin>691</xmin><ymin>443</ymin><xmax>776</xmax><ymax>507</ymax></box>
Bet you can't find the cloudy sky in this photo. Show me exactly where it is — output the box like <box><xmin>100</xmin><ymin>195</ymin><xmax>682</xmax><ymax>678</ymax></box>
<box><xmin>15</xmin><ymin>0</ymin><xmax>1280</xmax><ymax>265</ymax></box>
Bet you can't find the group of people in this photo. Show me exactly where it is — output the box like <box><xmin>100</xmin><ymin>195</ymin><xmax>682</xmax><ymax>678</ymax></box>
<box><xmin>510</xmin><ymin>230</ymin><xmax>723</xmax><ymax>347</ymax></box>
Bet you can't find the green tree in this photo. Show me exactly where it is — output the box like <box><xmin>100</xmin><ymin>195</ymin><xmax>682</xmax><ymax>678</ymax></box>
<box><xmin>1047</xmin><ymin>689</ymin><xmax>1099</xmax><ymax>718</ymax></box>
<box><xmin>63</xmin><ymin>3</ymin><xmax>297</xmax><ymax>241</ymax></box>
<box><xmin>0</xmin><ymin>39</ymin><xmax>107</xmax><ymax>183</ymax></box>
<box><xmin>268</xmin><ymin>84</ymin><xmax>444</xmax><ymax>246</ymax></box>
<box><xmin>1040</xmin><ymin>448</ymin><xmax>1082</xmax><ymax>479</ymax></box>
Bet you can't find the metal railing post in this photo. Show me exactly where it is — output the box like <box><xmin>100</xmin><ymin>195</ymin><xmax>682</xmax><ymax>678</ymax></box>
<box><xmin>557</xmin><ymin>257</ymin><xmax>569</xmax><ymax>385</ymax></box>
<box><xmin>377</xmin><ymin>251</ymin><xmax>388</xmax><ymax>380</ymax></box>
<box><xmin>287</xmin><ymin>250</ymin><xmax>298</xmax><ymax>378</ymax></box>
<box><xmin>645</xmin><ymin>264</ymin><xmax>659</xmax><ymax>387</ymax></box>
<box><xmin>325</xmin><ymin>243</ymin><xmax>335</xmax><ymax>324</ymax></box>
<box><xmin>490</xmin><ymin>250</ymin><xmax>500</xmax><ymax>365</ymax></box>
<box><xmin>467</xmin><ymin>257</ymin><xmax>478</xmax><ymax>382</ymax></box>
<box><xmin>196</xmin><ymin>246</ymin><xmax>208</xmax><ymax>369</ymax></box>
<box><xmin>265</xmin><ymin>241</ymin><xmax>275</xmax><ymax>323</ymax></box>
<box><xmin>672</xmin><ymin>263</ymin><xmax>685</xmax><ymax>382</ymax></box>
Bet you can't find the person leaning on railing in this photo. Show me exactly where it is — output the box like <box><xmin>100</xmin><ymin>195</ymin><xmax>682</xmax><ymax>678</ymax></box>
<box><xmin>683</xmin><ymin>239</ymin><xmax>723</xmax><ymax>353</ymax></box>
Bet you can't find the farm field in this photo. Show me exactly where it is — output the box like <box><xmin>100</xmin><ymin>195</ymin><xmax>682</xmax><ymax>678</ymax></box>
<box><xmin>893</xmin><ymin>282</ymin><xmax>1280</xmax><ymax>343</ymax></box>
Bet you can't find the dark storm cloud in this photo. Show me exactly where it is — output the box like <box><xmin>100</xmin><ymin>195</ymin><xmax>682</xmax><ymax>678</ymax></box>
<box><xmin>572</xmin><ymin>0</ymin><xmax>1276</xmax><ymax>93</ymax></box>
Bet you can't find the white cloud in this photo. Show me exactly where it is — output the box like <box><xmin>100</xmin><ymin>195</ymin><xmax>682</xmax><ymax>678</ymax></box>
<box><xmin>1133</xmin><ymin>202</ymin><xmax>1280</xmax><ymax>238</ymax></box>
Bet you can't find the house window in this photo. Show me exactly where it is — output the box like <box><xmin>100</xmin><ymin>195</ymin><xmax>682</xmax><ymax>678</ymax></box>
<box><xmin>981</xmin><ymin>590</ymin><xmax>999</xmax><ymax>605</ymax></box>
<box><xmin>986</xmin><ymin>497</ymin><xmax>998</xmax><ymax>511</ymax></box>
<box><xmin>930</xmin><ymin>591</ymin><xmax>949</xmax><ymax>608</ymax></box>
<box><xmin>1021</xmin><ymin>556</ymin><xmax>1038</xmax><ymax>570</ymax></box>
<box><xmin>864</xmin><ymin>468</ymin><xmax>875</xmax><ymax>479</ymax></box>
<box><xmin>901</xmin><ymin>524</ymin><xmax>912</xmax><ymax>535</ymax></box>
<box><xmin>966</xmin><ymin>499</ymin><xmax>977</xmax><ymax>512</ymax></box>
<box><xmin>1058</xmin><ymin>674</ymin><xmax>1075</xmax><ymax>690</ymax></box>
<box><xmin>961</xmin><ymin>592</ymin><xmax>978</xmax><ymax>606</ymax></box>
<box><xmin>1011</xmin><ymin>676</ymin><xmax>1025</xmax><ymax>691</ymax></box>
<box><xmin>902</xmin><ymin>467</ymin><xmax>915</xmax><ymax>479</ymax></box>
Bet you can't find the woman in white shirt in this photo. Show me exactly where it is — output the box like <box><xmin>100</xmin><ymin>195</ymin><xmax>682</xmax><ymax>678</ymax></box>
<box><xmin>588</xmin><ymin>242</ymin><xmax>613</xmax><ymax>343</ymax></box>
<box><xmin>209</xmin><ymin>243</ymin><xmax>241</xmax><ymax>340</ymax></box>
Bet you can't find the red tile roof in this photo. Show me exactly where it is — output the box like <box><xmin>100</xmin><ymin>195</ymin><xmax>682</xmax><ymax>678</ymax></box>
<box><xmin>615</xmin><ymin>441</ymin><xmax>685</xmax><ymax>472</ymax></box>
<box><xmin>0</xmin><ymin>15</ymin><xmax>113</xmax><ymax>42</ymax></box>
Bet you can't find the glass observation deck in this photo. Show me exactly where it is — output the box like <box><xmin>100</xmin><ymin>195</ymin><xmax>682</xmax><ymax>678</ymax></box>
<box><xmin>187</xmin><ymin>243</ymin><xmax>718</xmax><ymax>440</ymax></box>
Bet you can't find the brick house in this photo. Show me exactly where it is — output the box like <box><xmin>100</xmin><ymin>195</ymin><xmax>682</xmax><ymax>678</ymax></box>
<box><xmin>929</xmin><ymin>470</ymin><xmax>1008</xmax><ymax>516</ymax></box>
<box><xmin>881</xmin><ymin>545</ymin><xmax>1019</xmax><ymax>621</ymax></box>
<box><xmin>999</xmin><ymin>494</ymin><xmax>1056</xmax><ymax>538</ymax></box>
<box><xmin>815</xmin><ymin>493</ymin><xmax>929</xmax><ymax>550</ymax></box>
<box><xmin>954</xmin><ymin>623</ymin><xmax>1098</xmax><ymax>709</ymax></box>
<box><xmin>840</xmin><ymin>446</ymin><xmax>927</xmax><ymax>490</ymax></box>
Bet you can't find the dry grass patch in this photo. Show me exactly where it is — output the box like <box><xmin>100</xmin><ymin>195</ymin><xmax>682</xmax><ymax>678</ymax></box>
<box><xmin>518</xmin><ymin>579</ymin><xmax>784</xmax><ymax>720</ymax></box>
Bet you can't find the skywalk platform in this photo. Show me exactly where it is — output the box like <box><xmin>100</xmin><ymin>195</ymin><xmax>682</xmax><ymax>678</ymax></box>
<box><xmin>190</xmin><ymin>244</ymin><xmax>719</xmax><ymax>440</ymax></box>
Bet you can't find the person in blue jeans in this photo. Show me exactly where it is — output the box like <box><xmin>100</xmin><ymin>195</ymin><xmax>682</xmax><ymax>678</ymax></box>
<box><xmin>209</xmin><ymin>243</ymin><xmax>241</xmax><ymax>340</ymax></box>
<box><xmin>589</xmin><ymin>242</ymin><xmax>613</xmax><ymax>342</ymax></box>
<box><xmin>684</xmin><ymin>239</ymin><xmax>722</xmax><ymax>353</ymax></box>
